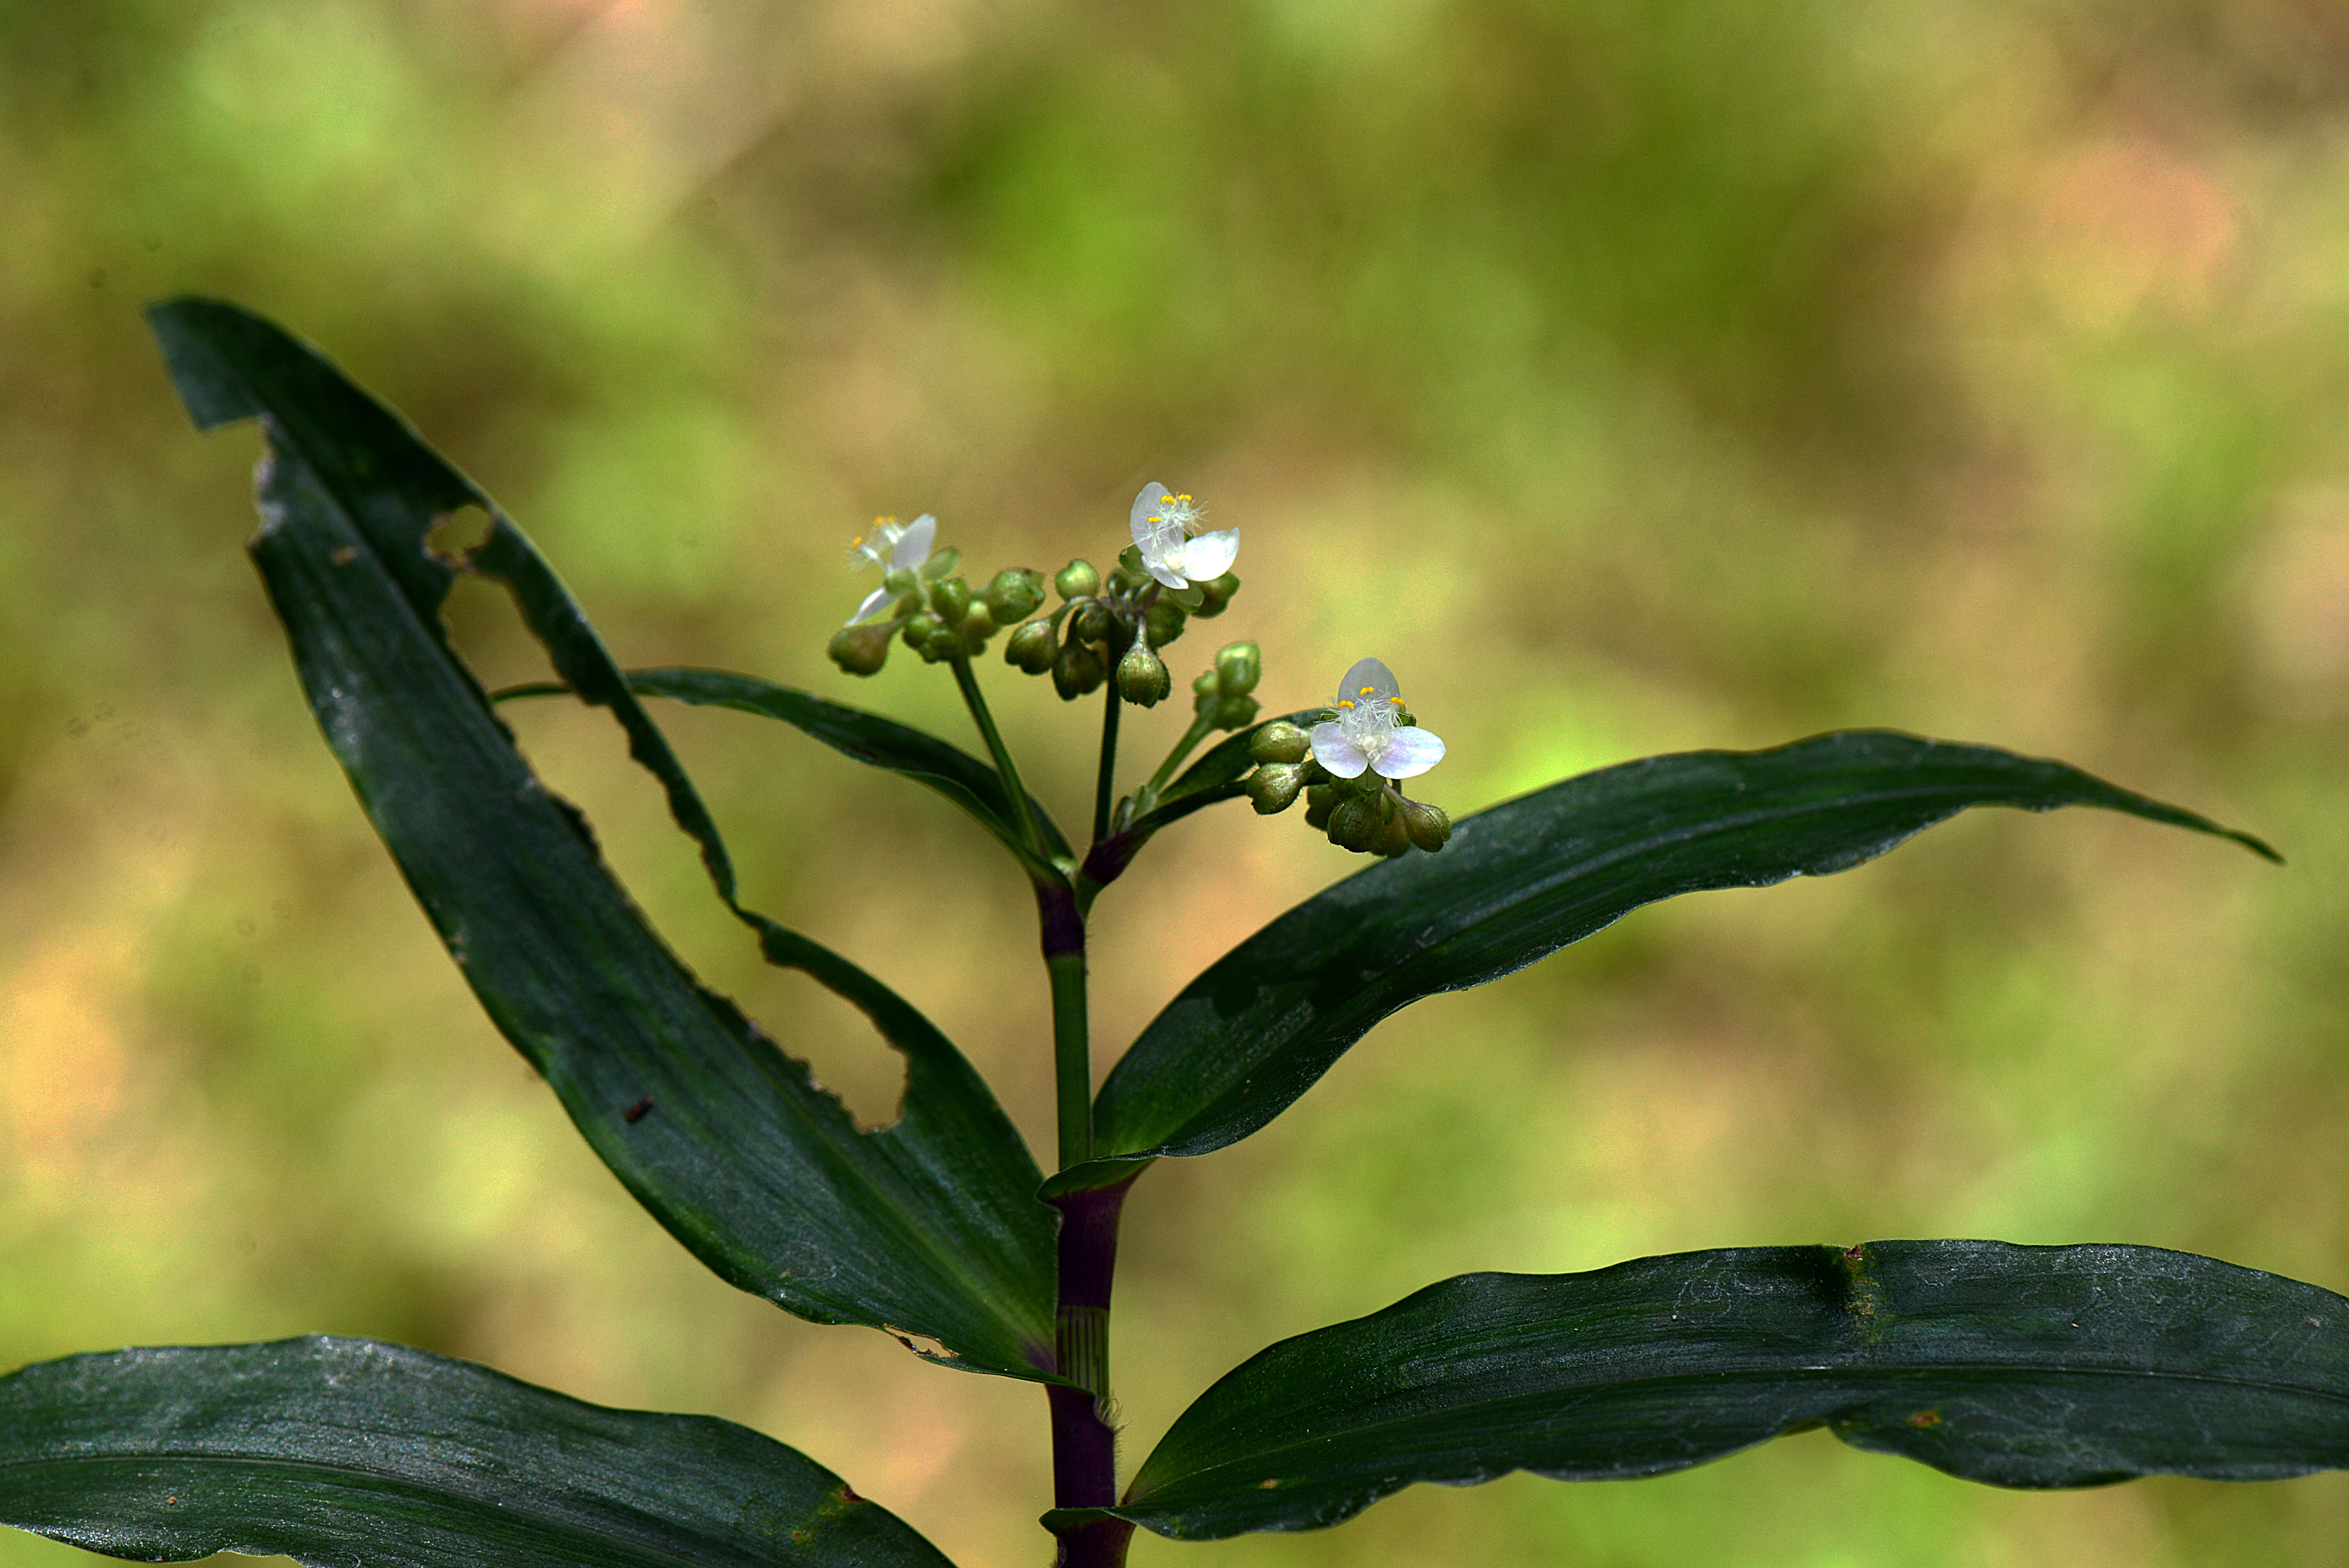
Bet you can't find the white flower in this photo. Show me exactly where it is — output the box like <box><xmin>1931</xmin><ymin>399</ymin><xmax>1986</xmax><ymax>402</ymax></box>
<box><xmin>1310</xmin><ymin>657</ymin><xmax>1445</xmax><ymax>780</ymax></box>
<box><xmin>844</xmin><ymin>513</ymin><xmax>936</xmax><ymax>624</ymax></box>
<box><xmin>1130</xmin><ymin>483</ymin><xmax>1239</xmax><ymax>591</ymax></box>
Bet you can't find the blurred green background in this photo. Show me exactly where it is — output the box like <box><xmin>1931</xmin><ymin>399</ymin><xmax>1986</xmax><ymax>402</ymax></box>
<box><xmin>5</xmin><ymin>0</ymin><xmax>2349</xmax><ymax>1563</ymax></box>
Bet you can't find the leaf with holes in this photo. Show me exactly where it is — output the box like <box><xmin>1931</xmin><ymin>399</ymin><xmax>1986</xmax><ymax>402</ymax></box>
<box><xmin>148</xmin><ymin>297</ymin><xmax>1057</xmax><ymax>1382</ymax></box>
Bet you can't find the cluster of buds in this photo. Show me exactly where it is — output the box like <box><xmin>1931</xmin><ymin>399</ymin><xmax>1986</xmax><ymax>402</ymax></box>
<box><xmin>827</xmin><ymin>515</ymin><xmax>1047</xmax><ymax>676</ymax></box>
<box><xmin>1003</xmin><ymin>483</ymin><xmax>1242</xmax><ymax>710</ymax></box>
<box><xmin>1246</xmin><ymin>657</ymin><xmax>1451</xmax><ymax>856</ymax></box>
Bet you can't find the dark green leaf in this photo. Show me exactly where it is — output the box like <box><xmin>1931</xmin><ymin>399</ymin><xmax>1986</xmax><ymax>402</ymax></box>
<box><xmin>1067</xmin><ymin>1241</ymin><xmax>2349</xmax><ymax>1539</ymax></box>
<box><xmin>499</xmin><ymin>667</ymin><xmax>1073</xmax><ymax>875</ymax></box>
<box><xmin>148</xmin><ymin>297</ymin><xmax>1057</xmax><ymax>1381</ymax></box>
<box><xmin>1090</xmin><ymin>731</ymin><xmax>2278</xmax><ymax>1165</ymax></box>
<box><xmin>0</xmin><ymin>1337</ymin><xmax>952</xmax><ymax>1567</ymax></box>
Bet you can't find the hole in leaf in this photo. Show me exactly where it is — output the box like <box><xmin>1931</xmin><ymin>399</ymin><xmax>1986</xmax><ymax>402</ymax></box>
<box><xmin>425</xmin><ymin>504</ymin><xmax>495</xmax><ymax>566</ymax></box>
<box><xmin>735</xmin><ymin>967</ymin><xmax>910</xmax><ymax>1134</ymax></box>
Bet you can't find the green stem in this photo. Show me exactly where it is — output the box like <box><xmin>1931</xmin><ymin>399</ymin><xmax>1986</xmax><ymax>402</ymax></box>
<box><xmin>1141</xmin><ymin>709</ymin><xmax>1217</xmax><ymax>800</ymax></box>
<box><xmin>951</xmin><ymin>654</ymin><xmax>1045</xmax><ymax>863</ymax></box>
<box><xmin>1092</xmin><ymin>682</ymin><xmax>1121</xmax><ymax>847</ymax></box>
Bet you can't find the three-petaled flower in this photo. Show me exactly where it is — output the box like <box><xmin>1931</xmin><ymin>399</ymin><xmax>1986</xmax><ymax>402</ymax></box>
<box><xmin>1311</xmin><ymin>657</ymin><xmax>1445</xmax><ymax>780</ymax></box>
<box><xmin>1130</xmin><ymin>483</ymin><xmax>1239</xmax><ymax>591</ymax></box>
<box><xmin>844</xmin><ymin>513</ymin><xmax>937</xmax><ymax>625</ymax></box>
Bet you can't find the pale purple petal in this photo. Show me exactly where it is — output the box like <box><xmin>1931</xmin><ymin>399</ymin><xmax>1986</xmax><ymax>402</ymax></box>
<box><xmin>1310</xmin><ymin>722</ymin><xmax>1369</xmax><ymax>778</ymax></box>
<box><xmin>891</xmin><ymin>513</ymin><xmax>937</xmax><ymax>570</ymax></box>
<box><xmin>1130</xmin><ymin>483</ymin><xmax>1171</xmax><ymax>550</ymax></box>
<box><xmin>1371</xmin><ymin>726</ymin><xmax>1445</xmax><ymax>780</ymax></box>
<box><xmin>846</xmin><ymin>585</ymin><xmax>894</xmax><ymax>625</ymax></box>
<box><xmin>1176</xmin><ymin>529</ymin><xmax>1239</xmax><ymax>583</ymax></box>
<box><xmin>1335</xmin><ymin>656</ymin><xmax>1401</xmax><ymax>708</ymax></box>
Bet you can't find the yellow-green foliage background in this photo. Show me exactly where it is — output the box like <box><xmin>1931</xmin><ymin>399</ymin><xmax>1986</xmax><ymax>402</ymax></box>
<box><xmin>5</xmin><ymin>1</ymin><xmax>2349</xmax><ymax>1563</ymax></box>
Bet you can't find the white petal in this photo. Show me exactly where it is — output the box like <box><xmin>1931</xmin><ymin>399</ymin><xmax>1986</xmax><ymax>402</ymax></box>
<box><xmin>1372</xmin><ymin>726</ymin><xmax>1445</xmax><ymax>780</ymax></box>
<box><xmin>1147</xmin><ymin>561</ymin><xmax>1192</xmax><ymax>590</ymax></box>
<box><xmin>1310</xmin><ymin>722</ymin><xmax>1369</xmax><ymax>778</ymax></box>
<box><xmin>846</xmin><ymin>585</ymin><xmax>894</xmax><ymax>625</ymax></box>
<box><xmin>891</xmin><ymin>513</ymin><xmax>937</xmax><ymax>570</ymax></box>
<box><xmin>1176</xmin><ymin>529</ymin><xmax>1239</xmax><ymax>583</ymax></box>
<box><xmin>1335</xmin><ymin>656</ymin><xmax>1401</xmax><ymax>709</ymax></box>
<box><xmin>1130</xmin><ymin>483</ymin><xmax>1171</xmax><ymax>550</ymax></box>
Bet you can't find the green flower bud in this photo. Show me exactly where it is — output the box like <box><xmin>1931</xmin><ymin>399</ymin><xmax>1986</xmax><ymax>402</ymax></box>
<box><xmin>826</xmin><ymin>621</ymin><xmax>894</xmax><ymax>676</ymax></box>
<box><xmin>1378</xmin><ymin>808</ymin><xmax>1412</xmax><ymax>857</ymax></box>
<box><xmin>1212</xmin><ymin>695</ymin><xmax>1260</xmax><ymax>731</ymax></box>
<box><xmin>917</xmin><ymin>622</ymin><xmax>964</xmax><ymax>664</ymax></box>
<box><xmin>1250</xmin><ymin>721</ymin><xmax>1312</xmax><ymax>764</ymax></box>
<box><xmin>1142</xmin><ymin>599</ymin><xmax>1186</xmax><ymax>649</ymax></box>
<box><xmin>901</xmin><ymin>611</ymin><xmax>946</xmax><ymax>649</ymax></box>
<box><xmin>929</xmin><ymin>577</ymin><xmax>972</xmax><ymax>625</ymax></box>
<box><xmin>1116</xmin><ymin>640</ymin><xmax>1172</xmax><ymax>706</ymax></box>
<box><xmin>1215</xmin><ymin>641</ymin><xmax>1260</xmax><ymax>696</ymax></box>
<box><xmin>986</xmin><ymin>568</ymin><xmax>1045</xmax><ymax>622</ymax></box>
<box><xmin>1055</xmin><ymin>559</ymin><xmax>1100</xmax><ymax>599</ymax></box>
<box><xmin>1328</xmin><ymin>794</ymin><xmax>1383</xmax><ymax>852</ymax></box>
<box><xmin>1053</xmin><ymin>641</ymin><xmax>1105</xmax><ymax>700</ymax></box>
<box><xmin>1303</xmin><ymin>783</ymin><xmax>1336</xmax><ymax>830</ymax></box>
<box><xmin>1248</xmin><ymin>763</ymin><xmax>1305</xmax><ymax>815</ymax></box>
<box><xmin>1192</xmin><ymin>670</ymin><xmax>1220</xmax><ymax>701</ymax></box>
<box><xmin>959</xmin><ymin>604</ymin><xmax>997</xmax><ymax>652</ymax></box>
<box><xmin>919</xmin><ymin>546</ymin><xmax>960</xmax><ymax>581</ymax></box>
<box><xmin>882</xmin><ymin>566</ymin><xmax>918</xmax><ymax>600</ymax></box>
<box><xmin>1117</xmin><ymin>544</ymin><xmax>1146</xmax><ymax>577</ymax></box>
<box><xmin>1401</xmin><ymin>798</ymin><xmax>1452</xmax><ymax>853</ymax></box>
<box><xmin>1072</xmin><ymin>602</ymin><xmax>1114</xmax><ymax>645</ymax></box>
<box><xmin>1194</xmin><ymin>572</ymin><xmax>1240</xmax><ymax>618</ymax></box>
<box><xmin>1006</xmin><ymin>618</ymin><xmax>1057</xmax><ymax>673</ymax></box>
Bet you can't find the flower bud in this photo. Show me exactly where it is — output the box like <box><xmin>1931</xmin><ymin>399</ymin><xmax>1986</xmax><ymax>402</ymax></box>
<box><xmin>826</xmin><ymin>622</ymin><xmax>893</xmax><ymax>676</ymax></box>
<box><xmin>929</xmin><ymin>577</ymin><xmax>972</xmax><ymax>625</ymax></box>
<box><xmin>1117</xmin><ymin>641</ymin><xmax>1173</xmax><ymax>706</ymax></box>
<box><xmin>1053</xmin><ymin>641</ymin><xmax>1105</xmax><ymax>700</ymax></box>
<box><xmin>1117</xmin><ymin>544</ymin><xmax>1147</xmax><ymax>577</ymax></box>
<box><xmin>1194</xmin><ymin>572</ymin><xmax>1240</xmax><ymax>618</ymax></box>
<box><xmin>1211</xmin><ymin>695</ymin><xmax>1260</xmax><ymax>731</ymax></box>
<box><xmin>1006</xmin><ymin>618</ymin><xmax>1058</xmax><ymax>673</ymax></box>
<box><xmin>919</xmin><ymin>546</ymin><xmax>960</xmax><ymax>581</ymax></box>
<box><xmin>882</xmin><ymin>566</ymin><xmax>918</xmax><ymax>600</ymax></box>
<box><xmin>1327</xmin><ymin>794</ymin><xmax>1384</xmax><ymax>852</ymax></box>
<box><xmin>1379</xmin><ymin>808</ymin><xmax>1413</xmax><ymax>857</ymax></box>
<box><xmin>1303</xmin><ymin>783</ymin><xmax>1336</xmax><ymax>830</ymax></box>
<box><xmin>986</xmin><ymin>568</ymin><xmax>1045</xmax><ymax>622</ymax></box>
<box><xmin>901</xmin><ymin>611</ymin><xmax>946</xmax><ymax>649</ymax></box>
<box><xmin>1192</xmin><ymin>670</ymin><xmax>1220</xmax><ymax>701</ymax></box>
<box><xmin>959</xmin><ymin>604</ymin><xmax>997</xmax><ymax>652</ymax></box>
<box><xmin>1055</xmin><ymin>559</ymin><xmax>1100</xmax><ymax>600</ymax></box>
<box><xmin>1250</xmin><ymin>721</ymin><xmax>1311</xmax><ymax>765</ymax></box>
<box><xmin>1142</xmin><ymin>599</ymin><xmax>1186</xmax><ymax>649</ymax></box>
<box><xmin>1401</xmin><ymin>798</ymin><xmax>1452</xmax><ymax>853</ymax></box>
<box><xmin>1248</xmin><ymin>763</ymin><xmax>1305</xmax><ymax>815</ymax></box>
<box><xmin>1214</xmin><ymin>642</ymin><xmax>1260</xmax><ymax>696</ymax></box>
<box><xmin>1071</xmin><ymin>602</ymin><xmax>1114</xmax><ymax>645</ymax></box>
<box><xmin>916</xmin><ymin>623</ymin><xmax>964</xmax><ymax>664</ymax></box>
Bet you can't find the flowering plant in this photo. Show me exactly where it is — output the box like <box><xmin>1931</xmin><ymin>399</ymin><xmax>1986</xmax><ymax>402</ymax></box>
<box><xmin>1</xmin><ymin>299</ymin><xmax>2339</xmax><ymax>1568</ymax></box>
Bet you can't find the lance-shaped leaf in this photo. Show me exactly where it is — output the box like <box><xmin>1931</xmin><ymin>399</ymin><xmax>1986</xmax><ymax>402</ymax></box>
<box><xmin>1087</xmin><ymin>731</ymin><xmax>2277</xmax><ymax>1167</ymax></box>
<box><xmin>0</xmin><ymin>1337</ymin><xmax>953</xmax><ymax>1567</ymax></box>
<box><xmin>147</xmin><ymin>297</ymin><xmax>1057</xmax><ymax>1381</ymax></box>
<box><xmin>1056</xmin><ymin>1241</ymin><xmax>2349</xmax><ymax>1540</ymax></box>
<box><xmin>499</xmin><ymin>666</ymin><xmax>1073</xmax><ymax>880</ymax></box>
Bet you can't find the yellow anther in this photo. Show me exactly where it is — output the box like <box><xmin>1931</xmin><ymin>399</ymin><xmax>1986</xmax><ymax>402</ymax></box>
<box><xmin>1337</xmin><ymin>698</ymin><xmax>1354</xmax><ymax>710</ymax></box>
<box><xmin>1358</xmin><ymin>686</ymin><xmax>1376</xmax><ymax>697</ymax></box>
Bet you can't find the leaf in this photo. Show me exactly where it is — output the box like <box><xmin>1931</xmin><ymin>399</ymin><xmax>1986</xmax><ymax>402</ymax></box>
<box><xmin>1061</xmin><ymin>1241</ymin><xmax>2349</xmax><ymax>1540</ymax></box>
<box><xmin>0</xmin><ymin>1337</ymin><xmax>954</xmax><ymax>1567</ymax></box>
<box><xmin>147</xmin><ymin>297</ymin><xmax>1057</xmax><ymax>1381</ymax></box>
<box><xmin>498</xmin><ymin>666</ymin><xmax>1072</xmax><ymax>877</ymax></box>
<box><xmin>1089</xmin><ymin>730</ymin><xmax>2278</xmax><ymax>1166</ymax></box>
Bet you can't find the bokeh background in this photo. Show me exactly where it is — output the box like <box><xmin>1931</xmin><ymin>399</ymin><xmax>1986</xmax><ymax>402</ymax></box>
<box><xmin>6</xmin><ymin>0</ymin><xmax>2349</xmax><ymax>1563</ymax></box>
